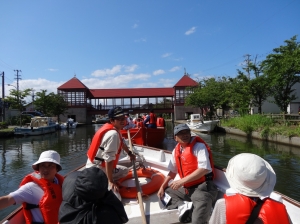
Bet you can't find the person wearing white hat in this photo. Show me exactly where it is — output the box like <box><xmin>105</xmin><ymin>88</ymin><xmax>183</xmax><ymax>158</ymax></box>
<box><xmin>0</xmin><ymin>150</ymin><xmax>64</xmax><ymax>224</ymax></box>
<box><xmin>157</xmin><ymin>123</ymin><xmax>218</xmax><ymax>223</ymax></box>
<box><xmin>209</xmin><ymin>153</ymin><xmax>290</xmax><ymax>224</ymax></box>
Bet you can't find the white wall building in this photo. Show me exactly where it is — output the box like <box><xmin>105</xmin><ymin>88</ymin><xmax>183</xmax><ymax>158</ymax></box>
<box><xmin>252</xmin><ymin>82</ymin><xmax>300</xmax><ymax>114</ymax></box>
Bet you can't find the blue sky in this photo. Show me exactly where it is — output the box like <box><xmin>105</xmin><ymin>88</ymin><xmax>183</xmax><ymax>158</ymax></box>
<box><xmin>1</xmin><ymin>0</ymin><xmax>299</xmax><ymax>101</ymax></box>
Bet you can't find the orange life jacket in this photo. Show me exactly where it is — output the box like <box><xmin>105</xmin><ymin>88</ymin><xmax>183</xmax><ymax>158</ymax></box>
<box><xmin>149</xmin><ymin>113</ymin><xmax>157</xmax><ymax>124</ymax></box>
<box><xmin>87</xmin><ymin>123</ymin><xmax>123</xmax><ymax>168</ymax></box>
<box><xmin>20</xmin><ymin>172</ymin><xmax>64</xmax><ymax>224</ymax></box>
<box><xmin>174</xmin><ymin>136</ymin><xmax>215</xmax><ymax>188</ymax></box>
<box><xmin>156</xmin><ymin>117</ymin><xmax>165</xmax><ymax>127</ymax></box>
<box><xmin>224</xmin><ymin>194</ymin><xmax>290</xmax><ymax>224</ymax></box>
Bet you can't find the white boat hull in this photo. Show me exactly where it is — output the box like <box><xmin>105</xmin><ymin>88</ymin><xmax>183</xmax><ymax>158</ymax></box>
<box><xmin>60</xmin><ymin>122</ymin><xmax>78</xmax><ymax>129</ymax></box>
<box><xmin>187</xmin><ymin>120</ymin><xmax>219</xmax><ymax>132</ymax></box>
<box><xmin>14</xmin><ymin>125</ymin><xmax>58</xmax><ymax>136</ymax></box>
<box><xmin>2</xmin><ymin>144</ymin><xmax>300</xmax><ymax>224</ymax></box>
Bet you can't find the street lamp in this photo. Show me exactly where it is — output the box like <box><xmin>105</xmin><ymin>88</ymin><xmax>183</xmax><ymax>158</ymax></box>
<box><xmin>7</xmin><ymin>84</ymin><xmax>17</xmax><ymax>89</ymax></box>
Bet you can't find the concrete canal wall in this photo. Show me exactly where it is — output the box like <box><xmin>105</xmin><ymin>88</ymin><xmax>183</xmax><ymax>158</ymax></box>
<box><xmin>219</xmin><ymin>127</ymin><xmax>300</xmax><ymax>148</ymax></box>
<box><xmin>175</xmin><ymin>120</ymin><xmax>300</xmax><ymax>147</ymax></box>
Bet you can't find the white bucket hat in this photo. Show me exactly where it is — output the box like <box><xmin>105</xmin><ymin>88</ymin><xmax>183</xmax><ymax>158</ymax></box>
<box><xmin>32</xmin><ymin>150</ymin><xmax>62</xmax><ymax>171</ymax></box>
<box><xmin>226</xmin><ymin>153</ymin><xmax>276</xmax><ymax>198</ymax></box>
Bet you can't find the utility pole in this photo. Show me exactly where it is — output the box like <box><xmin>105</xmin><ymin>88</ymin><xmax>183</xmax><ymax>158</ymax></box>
<box><xmin>244</xmin><ymin>54</ymin><xmax>251</xmax><ymax>79</ymax></box>
<box><xmin>14</xmin><ymin>69</ymin><xmax>22</xmax><ymax>92</ymax></box>
<box><xmin>14</xmin><ymin>69</ymin><xmax>22</xmax><ymax>126</ymax></box>
<box><xmin>1</xmin><ymin>71</ymin><xmax>4</xmax><ymax>122</ymax></box>
<box><xmin>31</xmin><ymin>89</ymin><xmax>35</xmax><ymax>110</ymax></box>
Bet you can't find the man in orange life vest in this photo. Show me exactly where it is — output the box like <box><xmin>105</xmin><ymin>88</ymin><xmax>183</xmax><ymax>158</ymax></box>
<box><xmin>157</xmin><ymin>124</ymin><xmax>218</xmax><ymax>224</ymax></box>
<box><xmin>86</xmin><ymin>106</ymin><xmax>136</xmax><ymax>195</ymax></box>
<box><xmin>0</xmin><ymin>150</ymin><xmax>64</xmax><ymax>224</ymax></box>
<box><xmin>143</xmin><ymin>110</ymin><xmax>157</xmax><ymax>128</ymax></box>
<box><xmin>209</xmin><ymin>153</ymin><xmax>291</xmax><ymax>224</ymax></box>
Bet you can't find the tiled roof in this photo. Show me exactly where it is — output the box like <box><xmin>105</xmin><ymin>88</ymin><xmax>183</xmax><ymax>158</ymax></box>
<box><xmin>174</xmin><ymin>75</ymin><xmax>198</xmax><ymax>87</ymax></box>
<box><xmin>57</xmin><ymin>76</ymin><xmax>89</xmax><ymax>90</ymax></box>
<box><xmin>89</xmin><ymin>88</ymin><xmax>174</xmax><ymax>98</ymax></box>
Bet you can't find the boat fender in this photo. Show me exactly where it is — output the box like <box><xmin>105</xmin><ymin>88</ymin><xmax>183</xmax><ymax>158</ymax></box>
<box><xmin>116</xmin><ymin>167</ymin><xmax>165</xmax><ymax>199</ymax></box>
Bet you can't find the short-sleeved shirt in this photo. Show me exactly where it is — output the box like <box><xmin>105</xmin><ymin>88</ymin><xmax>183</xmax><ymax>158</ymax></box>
<box><xmin>86</xmin><ymin>130</ymin><xmax>122</xmax><ymax>168</ymax></box>
<box><xmin>9</xmin><ymin>177</ymin><xmax>59</xmax><ymax>223</ymax></box>
<box><xmin>168</xmin><ymin>138</ymin><xmax>212</xmax><ymax>174</ymax></box>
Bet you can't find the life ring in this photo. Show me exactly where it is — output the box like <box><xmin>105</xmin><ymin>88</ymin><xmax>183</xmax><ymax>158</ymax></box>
<box><xmin>116</xmin><ymin>167</ymin><xmax>165</xmax><ymax>199</ymax></box>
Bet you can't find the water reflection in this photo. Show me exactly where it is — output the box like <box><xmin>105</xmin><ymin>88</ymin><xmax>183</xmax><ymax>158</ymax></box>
<box><xmin>0</xmin><ymin>124</ymin><xmax>299</xmax><ymax>220</ymax></box>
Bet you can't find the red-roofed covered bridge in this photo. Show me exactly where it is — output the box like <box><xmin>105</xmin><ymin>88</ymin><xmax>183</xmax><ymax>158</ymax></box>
<box><xmin>57</xmin><ymin>74</ymin><xmax>201</xmax><ymax>124</ymax></box>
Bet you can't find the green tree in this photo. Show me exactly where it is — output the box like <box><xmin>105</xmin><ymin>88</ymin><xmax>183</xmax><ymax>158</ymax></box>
<box><xmin>5</xmin><ymin>88</ymin><xmax>32</xmax><ymax>126</ymax></box>
<box><xmin>5</xmin><ymin>88</ymin><xmax>32</xmax><ymax>110</ymax></box>
<box><xmin>185</xmin><ymin>77</ymin><xmax>231</xmax><ymax>118</ymax></box>
<box><xmin>34</xmin><ymin>90</ymin><xmax>68</xmax><ymax>120</ymax></box>
<box><xmin>47</xmin><ymin>93</ymin><xmax>68</xmax><ymax>122</ymax></box>
<box><xmin>34</xmin><ymin>90</ymin><xmax>50</xmax><ymax>115</ymax></box>
<box><xmin>227</xmin><ymin>75</ymin><xmax>251</xmax><ymax>115</ymax></box>
<box><xmin>238</xmin><ymin>55</ymin><xmax>272</xmax><ymax>114</ymax></box>
<box><xmin>262</xmin><ymin>35</ymin><xmax>300</xmax><ymax>113</ymax></box>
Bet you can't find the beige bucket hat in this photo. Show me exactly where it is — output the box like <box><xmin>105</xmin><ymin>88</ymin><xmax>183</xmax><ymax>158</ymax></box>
<box><xmin>226</xmin><ymin>153</ymin><xmax>276</xmax><ymax>198</ymax></box>
<box><xmin>32</xmin><ymin>150</ymin><xmax>62</xmax><ymax>171</ymax></box>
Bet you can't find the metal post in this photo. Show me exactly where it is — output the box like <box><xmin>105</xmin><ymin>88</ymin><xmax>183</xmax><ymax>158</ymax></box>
<box><xmin>1</xmin><ymin>72</ymin><xmax>4</xmax><ymax>122</ymax></box>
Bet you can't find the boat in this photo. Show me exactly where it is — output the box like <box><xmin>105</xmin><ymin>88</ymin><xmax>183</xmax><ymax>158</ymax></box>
<box><xmin>14</xmin><ymin>117</ymin><xmax>58</xmax><ymax>136</ymax></box>
<box><xmin>1</xmin><ymin>143</ymin><xmax>299</xmax><ymax>224</ymax></box>
<box><xmin>60</xmin><ymin>118</ymin><xmax>78</xmax><ymax>129</ymax></box>
<box><xmin>186</xmin><ymin>114</ymin><xmax>219</xmax><ymax>133</ymax></box>
<box><xmin>95</xmin><ymin>115</ymin><xmax>109</xmax><ymax>124</ymax></box>
<box><xmin>120</xmin><ymin>125</ymin><xmax>166</xmax><ymax>148</ymax></box>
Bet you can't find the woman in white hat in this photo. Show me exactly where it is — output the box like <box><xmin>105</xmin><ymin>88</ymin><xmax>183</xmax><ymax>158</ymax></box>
<box><xmin>209</xmin><ymin>153</ymin><xmax>290</xmax><ymax>224</ymax></box>
<box><xmin>0</xmin><ymin>150</ymin><xmax>64</xmax><ymax>224</ymax></box>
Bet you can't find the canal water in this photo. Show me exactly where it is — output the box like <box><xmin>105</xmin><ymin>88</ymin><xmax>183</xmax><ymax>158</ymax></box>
<box><xmin>0</xmin><ymin>123</ymin><xmax>300</xmax><ymax>220</ymax></box>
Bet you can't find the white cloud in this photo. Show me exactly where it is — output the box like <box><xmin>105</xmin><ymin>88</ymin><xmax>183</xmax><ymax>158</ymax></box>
<box><xmin>169</xmin><ymin>66</ymin><xmax>181</xmax><ymax>72</ymax></box>
<box><xmin>159</xmin><ymin>78</ymin><xmax>176</xmax><ymax>87</ymax></box>
<box><xmin>162</xmin><ymin>53</ymin><xmax>172</xmax><ymax>58</ymax></box>
<box><xmin>125</xmin><ymin>64</ymin><xmax>138</xmax><ymax>73</ymax></box>
<box><xmin>132</xmin><ymin>23</ymin><xmax>138</xmax><ymax>29</ymax></box>
<box><xmin>185</xmin><ymin>27</ymin><xmax>196</xmax><ymax>35</ymax></box>
<box><xmin>12</xmin><ymin>78</ymin><xmax>64</xmax><ymax>102</ymax></box>
<box><xmin>91</xmin><ymin>65</ymin><xmax>123</xmax><ymax>77</ymax></box>
<box><xmin>82</xmin><ymin>73</ymin><xmax>151</xmax><ymax>89</ymax></box>
<box><xmin>153</xmin><ymin>69</ymin><xmax>165</xmax><ymax>76</ymax></box>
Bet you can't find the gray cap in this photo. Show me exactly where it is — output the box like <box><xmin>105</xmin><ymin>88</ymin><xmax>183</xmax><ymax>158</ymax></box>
<box><xmin>174</xmin><ymin>123</ymin><xmax>190</xmax><ymax>135</ymax></box>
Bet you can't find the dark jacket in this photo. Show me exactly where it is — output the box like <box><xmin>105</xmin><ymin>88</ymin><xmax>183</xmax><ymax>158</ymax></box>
<box><xmin>59</xmin><ymin>167</ymin><xmax>128</xmax><ymax>224</ymax></box>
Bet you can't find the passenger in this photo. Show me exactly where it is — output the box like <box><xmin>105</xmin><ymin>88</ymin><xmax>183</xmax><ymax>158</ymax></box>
<box><xmin>157</xmin><ymin>124</ymin><xmax>218</xmax><ymax>223</ymax></box>
<box><xmin>59</xmin><ymin>167</ymin><xmax>128</xmax><ymax>224</ymax></box>
<box><xmin>0</xmin><ymin>150</ymin><xmax>64</xmax><ymax>224</ymax></box>
<box><xmin>123</xmin><ymin>113</ymin><xmax>136</xmax><ymax>130</ymax></box>
<box><xmin>156</xmin><ymin>113</ymin><xmax>166</xmax><ymax>127</ymax></box>
<box><xmin>86</xmin><ymin>106</ymin><xmax>136</xmax><ymax>198</ymax></box>
<box><xmin>209</xmin><ymin>153</ymin><xmax>291</xmax><ymax>224</ymax></box>
<box><xmin>143</xmin><ymin>110</ymin><xmax>157</xmax><ymax>128</ymax></box>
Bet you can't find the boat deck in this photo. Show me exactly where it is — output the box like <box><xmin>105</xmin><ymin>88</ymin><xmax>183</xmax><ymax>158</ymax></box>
<box><xmin>118</xmin><ymin>148</ymin><xmax>183</xmax><ymax>224</ymax></box>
